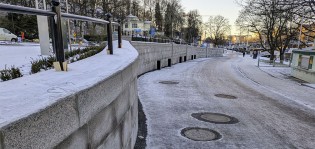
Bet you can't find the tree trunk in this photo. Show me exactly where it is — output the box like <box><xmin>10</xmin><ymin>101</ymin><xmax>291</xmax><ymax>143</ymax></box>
<box><xmin>270</xmin><ymin>50</ymin><xmax>275</xmax><ymax>63</ymax></box>
<box><xmin>280</xmin><ymin>51</ymin><xmax>284</xmax><ymax>64</ymax></box>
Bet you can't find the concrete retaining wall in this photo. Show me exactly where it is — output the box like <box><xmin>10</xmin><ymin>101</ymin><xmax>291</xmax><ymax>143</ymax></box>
<box><xmin>0</xmin><ymin>60</ymin><xmax>139</xmax><ymax>149</ymax></box>
<box><xmin>292</xmin><ymin>67</ymin><xmax>315</xmax><ymax>83</ymax></box>
<box><xmin>131</xmin><ymin>42</ymin><xmax>223</xmax><ymax>75</ymax></box>
<box><xmin>291</xmin><ymin>50</ymin><xmax>315</xmax><ymax>83</ymax></box>
<box><xmin>0</xmin><ymin>41</ymin><xmax>223</xmax><ymax>149</ymax></box>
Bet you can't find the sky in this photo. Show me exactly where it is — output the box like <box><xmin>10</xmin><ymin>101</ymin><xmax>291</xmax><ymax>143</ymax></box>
<box><xmin>181</xmin><ymin>0</ymin><xmax>242</xmax><ymax>34</ymax></box>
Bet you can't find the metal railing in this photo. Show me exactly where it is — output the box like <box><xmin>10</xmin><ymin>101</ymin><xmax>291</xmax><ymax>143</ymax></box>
<box><xmin>0</xmin><ymin>1</ymin><xmax>122</xmax><ymax>71</ymax></box>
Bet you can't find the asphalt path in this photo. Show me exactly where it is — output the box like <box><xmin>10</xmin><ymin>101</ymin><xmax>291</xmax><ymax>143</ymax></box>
<box><xmin>138</xmin><ymin>51</ymin><xmax>315</xmax><ymax>149</ymax></box>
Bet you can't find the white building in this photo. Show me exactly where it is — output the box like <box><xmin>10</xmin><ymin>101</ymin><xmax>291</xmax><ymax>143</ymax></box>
<box><xmin>123</xmin><ymin>14</ymin><xmax>152</xmax><ymax>36</ymax></box>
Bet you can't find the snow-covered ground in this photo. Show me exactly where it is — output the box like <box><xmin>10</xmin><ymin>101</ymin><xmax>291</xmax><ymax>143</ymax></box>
<box><xmin>138</xmin><ymin>51</ymin><xmax>315</xmax><ymax>148</ymax></box>
<box><xmin>0</xmin><ymin>40</ymin><xmax>138</xmax><ymax>127</ymax></box>
<box><xmin>0</xmin><ymin>43</ymin><xmax>86</xmax><ymax>76</ymax></box>
<box><xmin>234</xmin><ymin>52</ymin><xmax>315</xmax><ymax>106</ymax></box>
<box><xmin>0</xmin><ymin>44</ymin><xmax>41</xmax><ymax>74</ymax></box>
<box><xmin>232</xmin><ymin>52</ymin><xmax>314</xmax><ymax>85</ymax></box>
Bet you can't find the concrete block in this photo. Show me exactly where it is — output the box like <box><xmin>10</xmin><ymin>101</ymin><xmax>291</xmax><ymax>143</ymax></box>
<box><xmin>129</xmin><ymin>79</ymin><xmax>138</xmax><ymax>106</ymax></box>
<box><xmin>131</xmin><ymin>99</ymin><xmax>139</xmax><ymax>126</ymax></box>
<box><xmin>292</xmin><ymin>54</ymin><xmax>300</xmax><ymax>67</ymax></box>
<box><xmin>55</xmin><ymin>125</ymin><xmax>88</xmax><ymax>149</ymax></box>
<box><xmin>125</xmin><ymin>141</ymin><xmax>132</xmax><ymax>149</ymax></box>
<box><xmin>76</xmin><ymin>73</ymin><xmax>123</xmax><ymax>126</ymax></box>
<box><xmin>0</xmin><ymin>132</ymin><xmax>3</xmax><ymax>149</ymax></box>
<box><xmin>132</xmin><ymin>58</ymin><xmax>139</xmax><ymax>77</ymax></box>
<box><xmin>88</xmin><ymin>104</ymin><xmax>116</xmax><ymax>149</ymax></box>
<box><xmin>122</xmin><ymin>64</ymin><xmax>133</xmax><ymax>89</ymax></box>
<box><xmin>97</xmin><ymin>126</ymin><xmax>122</xmax><ymax>149</ymax></box>
<box><xmin>114</xmin><ymin>88</ymin><xmax>131</xmax><ymax>124</ymax></box>
<box><xmin>121</xmin><ymin>111</ymin><xmax>132</xmax><ymax>149</ymax></box>
<box><xmin>130</xmin><ymin>100</ymin><xmax>139</xmax><ymax>149</ymax></box>
<box><xmin>0</xmin><ymin>95</ymin><xmax>79</xmax><ymax>149</ymax></box>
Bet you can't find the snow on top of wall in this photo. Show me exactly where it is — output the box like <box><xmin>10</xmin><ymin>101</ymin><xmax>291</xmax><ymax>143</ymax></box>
<box><xmin>0</xmin><ymin>40</ymin><xmax>138</xmax><ymax>127</ymax></box>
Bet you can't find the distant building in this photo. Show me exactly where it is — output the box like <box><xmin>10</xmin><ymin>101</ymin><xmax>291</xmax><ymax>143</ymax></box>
<box><xmin>227</xmin><ymin>35</ymin><xmax>248</xmax><ymax>44</ymax></box>
<box><xmin>123</xmin><ymin>14</ymin><xmax>152</xmax><ymax>36</ymax></box>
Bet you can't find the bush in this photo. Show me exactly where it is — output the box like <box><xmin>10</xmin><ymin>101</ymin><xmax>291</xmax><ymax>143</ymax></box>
<box><xmin>131</xmin><ymin>36</ymin><xmax>171</xmax><ymax>43</ymax></box>
<box><xmin>0</xmin><ymin>66</ymin><xmax>23</xmax><ymax>81</ymax></box>
<box><xmin>75</xmin><ymin>46</ymin><xmax>104</xmax><ymax>62</ymax></box>
<box><xmin>30</xmin><ymin>56</ymin><xmax>56</xmax><ymax>74</ymax></box>
<box><xmin>83</xmin><ymin>35</ymin><xmax>107</xmax><ymax>42</ymax></box>
<box><xmin>30</xmin><ymin>46</ymin><xmax>104</xmax><ymax>74</ymax></box>
<box><xmin>65</xmin><ymin>49</ymin><xmax>81</xmax><ymax>59</ymax></box>
<box><xmin>1</xmin><ymin>46</ymin><xmax>105</xmax><ymax>82</ymax></box>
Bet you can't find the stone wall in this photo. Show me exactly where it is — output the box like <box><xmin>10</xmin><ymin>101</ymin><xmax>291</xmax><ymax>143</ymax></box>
<box><xmin>0</xmin><ymin>41</ymin><xmax>224</xmax><ymax>149</ymax></box>
<box><xmin>55</xmin><ymin>60</ymin><xmax>140</xmax><ymax>149</ymax></box>
<box><xmin>131</xmin><ymin>42</ymin><xmax>224</xmax><ymax>75</ymax></box>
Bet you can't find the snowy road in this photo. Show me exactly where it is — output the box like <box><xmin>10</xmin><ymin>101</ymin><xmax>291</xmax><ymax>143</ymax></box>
<box><xmin>138</xmin><ymin>51</ymin><xmax>315</xmax><ymax>149</ymax></box>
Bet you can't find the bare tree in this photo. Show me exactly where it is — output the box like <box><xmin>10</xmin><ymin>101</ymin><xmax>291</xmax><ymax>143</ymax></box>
<box><xmin>236</xmin><ymin>0</ymin><xmax>299</xmax><ymax>62</ymax></box>
<box><xmin>206</xmin><ymin>15</ymin><xmax>231</xmax><ymax>47</ymax></box>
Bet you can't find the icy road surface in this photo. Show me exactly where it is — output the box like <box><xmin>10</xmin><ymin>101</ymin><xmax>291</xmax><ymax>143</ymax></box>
<box><xmin>138</xmin><ymin>51</ymin><xmax>315</xmax><ymax>149</ymax></box>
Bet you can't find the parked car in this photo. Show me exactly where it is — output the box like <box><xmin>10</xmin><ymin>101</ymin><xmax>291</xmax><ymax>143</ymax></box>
<box><xmin>0</xmin><ymin>28</ymin><xmax>18</xmax><ymax>42</ymax></box>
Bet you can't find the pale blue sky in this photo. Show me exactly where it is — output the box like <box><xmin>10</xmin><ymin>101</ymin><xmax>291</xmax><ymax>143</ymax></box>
<box><xmin>181</xmin><ymin>0</ymin><xmax>242</xmax><ymax>34</ymax></box>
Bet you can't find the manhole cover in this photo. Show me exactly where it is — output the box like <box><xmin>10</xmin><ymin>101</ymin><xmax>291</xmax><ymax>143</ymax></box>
<box><xmin>159</xmin><ymin>81</ymin><xmax>179</xmax><ymax>84</ymax></box>
<box><xmin>181</xmin><ymin>127</ymin><xmax>221</xmax><ymax>141</ymax></box>
<box><xmin>215</xmin><ymin>94</ymin><xmax>237</xmax><ymax>99</ymax></box>
<box><xmin>192</xmin><ymin>113</ymin><xmax>239</xmax><ymax>124</ymax></box>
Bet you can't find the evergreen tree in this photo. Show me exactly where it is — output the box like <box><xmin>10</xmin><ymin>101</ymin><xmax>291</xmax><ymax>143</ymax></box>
<box><xmin>164</xmin><ymin>3</ymin><xmax>172</xmax><ymax>37</ymax></box>
<box><xmin>155</xmin><ymin>2</ymin><xmax>163</xmax><ymax>31</ymax></box>
<box><xmin>186</xmin><ymin>10</ymin><xmax>202</xmax><ymax>43</ymax></box>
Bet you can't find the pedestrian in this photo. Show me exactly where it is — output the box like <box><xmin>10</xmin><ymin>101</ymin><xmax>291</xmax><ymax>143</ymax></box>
<box><xmin>243</xmin><ymin>51</ymin><xmax>246</xmax><ymax>57</ymax></box>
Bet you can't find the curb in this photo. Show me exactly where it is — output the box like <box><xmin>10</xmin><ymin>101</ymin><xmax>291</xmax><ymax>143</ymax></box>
<box><xmin>301</xmin><ymin>83</ymin><xmax>315</xmax><ymax>89</ymax></box>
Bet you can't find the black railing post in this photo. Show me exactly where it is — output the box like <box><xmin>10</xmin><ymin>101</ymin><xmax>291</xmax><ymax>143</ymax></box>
<box><xmin>49</xmin><ymin>17</ymin><xmax>57</xmax><ymax>54</ymax></box>
<box><xmin>51</xmin><ymin>0</ymin><xmax>65</xmax><ymax>71</ymax></box>
<box><xmin>118</xmin><ymin>20</ymin><xmax>122</xmax><ymax>48</ymax></box>
<box><xmin>106</xmin><ymin>13</ymin><xmax>113</xmax><ymax>55</ymax></box>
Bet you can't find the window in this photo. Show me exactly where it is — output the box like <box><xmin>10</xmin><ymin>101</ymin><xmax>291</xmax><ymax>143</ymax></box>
<box><xmin>3</xmin><ymin>29</ymin><xmax>10</xmax><ymax>34</ymax></box>
<box><xmin>125</xmin><ymin>23</ymin><xmax>128</xmax><ymax>28</ymax></box>
<box><xmin>132</xmin><ymin>23</ymin><xmax>138</xmax><ymax>28</ymax></box>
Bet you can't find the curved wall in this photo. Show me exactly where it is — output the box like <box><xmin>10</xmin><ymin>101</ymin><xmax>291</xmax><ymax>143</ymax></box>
<box><xmin>131</xmin><ymin>42</ymin><xmax>224</xmax><ymax>75</ymax></box>
<box><xmin>0</xmin><ymin>41</ymin><xmax>223</xmax><ymax>149</ymax></box>
<box><xmin>0</xmin><ymin>41</ymin><xmax>139</xmax><ymax>149</ymax></box>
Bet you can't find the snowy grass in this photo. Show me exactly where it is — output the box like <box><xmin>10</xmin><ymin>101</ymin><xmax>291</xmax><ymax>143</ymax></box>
<box><xmin>0</xmin><ymin>43</ymin><xmax>87</xmax><ymax>77</ymax></box>
<box><xmin>0</xmin><ymin>45</ymin><xmax>41</xmax><ymax>74</ymax></box>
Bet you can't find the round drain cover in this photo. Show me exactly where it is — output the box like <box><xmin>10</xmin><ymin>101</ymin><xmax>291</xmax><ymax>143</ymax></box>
<box><xmin>215</xmin><ymin>94</ymin><xmax>237</xmax><ymax>99</ymax></box>
<box><xmin>181</xmin><ymin>127</ymin><xmax>221</xmax><ymax>141</ymax></box>
<box><xmin>159</xmin><ymin>81</ymin><xmax>179</xmax><ymax>84</ymax></box>
<box><xmin>192</xmin><ymin>113</ymin><xmax>239</xmax><ymax>124</ymax></box>
<box><xmin>201</xmin><ymin>114</ymin><xmax>231</xmax><ymax>123</ymax></box>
